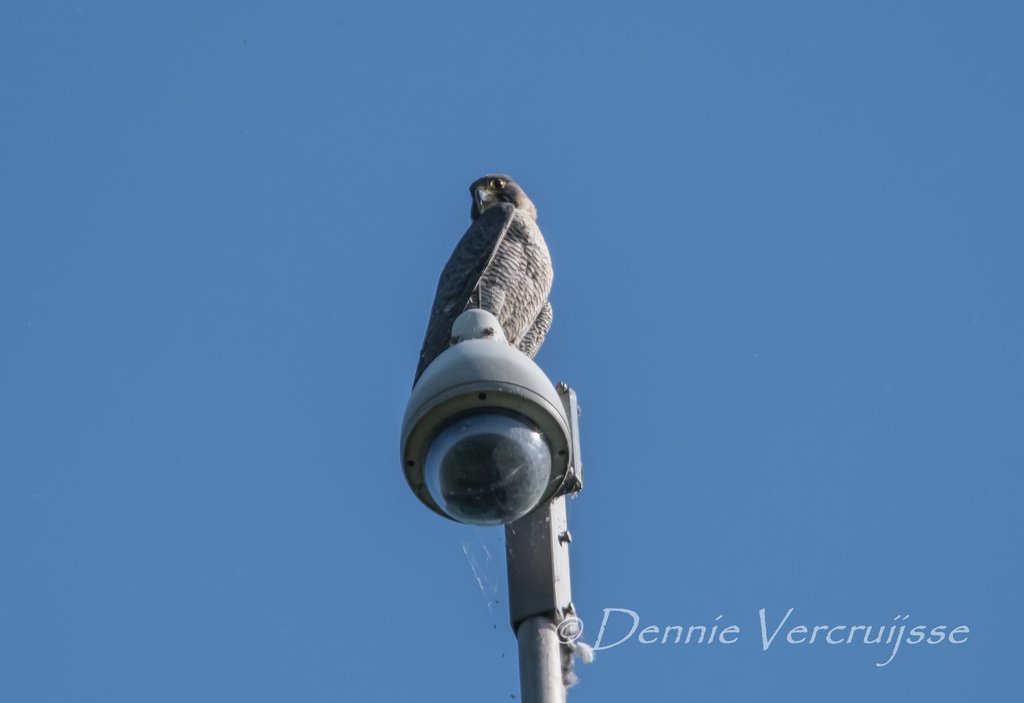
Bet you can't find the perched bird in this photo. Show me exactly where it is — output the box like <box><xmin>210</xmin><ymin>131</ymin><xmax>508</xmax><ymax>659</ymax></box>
<box><xmin>414</xmin><ymin>174</ymin><xmax>553</xmax><ymax>383</ymax></box>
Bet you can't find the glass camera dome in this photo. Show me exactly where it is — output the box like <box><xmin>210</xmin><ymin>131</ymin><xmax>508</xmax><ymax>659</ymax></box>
<box><xmin>423</xmin><ymin>410</ymin><xmax>553</xmax><ymax>525</ymax></box>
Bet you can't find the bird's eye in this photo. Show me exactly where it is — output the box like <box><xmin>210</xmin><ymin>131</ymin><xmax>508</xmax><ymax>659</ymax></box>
<box><xmin>490</xmin><ymin>178</ymin><xmax>505</xmax><ymax>190</ymax></box>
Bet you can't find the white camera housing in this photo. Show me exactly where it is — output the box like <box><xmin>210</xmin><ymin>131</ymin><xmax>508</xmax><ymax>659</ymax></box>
<box><xmin>401</xmin><ymin>309</ymin><xmax>576</xmax><ymax>525</ymax></box>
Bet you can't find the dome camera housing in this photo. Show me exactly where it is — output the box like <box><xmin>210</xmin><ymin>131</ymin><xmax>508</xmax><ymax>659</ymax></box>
<box><xmin>401</xmin><ymin>310</ymin><xmax>575</xmax><ymax>525</ymax></box>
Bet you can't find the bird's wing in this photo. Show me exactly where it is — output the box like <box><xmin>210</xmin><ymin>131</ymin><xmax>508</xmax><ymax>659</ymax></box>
<box><xmin>517</xmin><ymin>300</ymin><xmax>553</xmax><ymax>358</ymax></box>
<box><xmin>414</xmin><ymin>203</ymin><xmax>515</xmax><ymax>382</ymax></box>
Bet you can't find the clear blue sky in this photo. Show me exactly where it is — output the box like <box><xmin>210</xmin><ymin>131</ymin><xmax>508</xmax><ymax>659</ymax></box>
<box><xmin>1</xmin><ymin>2</ymin><xmax>1021</xmax><ymax>701</ymax></box>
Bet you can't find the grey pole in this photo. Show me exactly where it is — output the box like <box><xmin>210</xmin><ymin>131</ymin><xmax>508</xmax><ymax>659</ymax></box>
<box><xmin>517</xmin><ymin>616</ymin><xmax>566</xmax><ymax>703</ymax></box>
<box><xmin>506</xmin><ymin>496</ymin><xmax>572</xmax><ymax>703</ymax></box>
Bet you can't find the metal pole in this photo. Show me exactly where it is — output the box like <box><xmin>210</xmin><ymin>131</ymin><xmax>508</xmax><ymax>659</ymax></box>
<box><xmin>506</xmin><ymin>495</ymin><xmax>574</xmax><ymax>702</ymax></box>
<box><xmin>516</xmin><ymin>616</ymin><xmax>566</xmax><ymax>703</ymax></box>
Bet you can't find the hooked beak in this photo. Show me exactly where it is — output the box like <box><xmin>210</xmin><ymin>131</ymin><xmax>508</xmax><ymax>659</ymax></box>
<box><xmin>474</xmin><ymin>187</ymin><xmax>494</xmax><ymax>212</ymax></box>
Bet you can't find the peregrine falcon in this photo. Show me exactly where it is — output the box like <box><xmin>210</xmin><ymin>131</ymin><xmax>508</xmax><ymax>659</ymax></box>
<box><xmin>414</xmin><ymin>174</ymin><xmax>553</xmax><ymax>383</ymax></box>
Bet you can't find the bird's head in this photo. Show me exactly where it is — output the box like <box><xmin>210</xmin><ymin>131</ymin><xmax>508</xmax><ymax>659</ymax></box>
<box><xmin>469</xmin><ymin>174</ymin><xmax>537</xmax><ymax>222</ymax></box>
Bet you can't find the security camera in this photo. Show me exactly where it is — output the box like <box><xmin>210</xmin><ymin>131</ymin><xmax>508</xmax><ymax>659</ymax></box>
<box><xmin>401</xmin><ymin>309</ymin><xmax>581</xmax><ymax>525</ymax></box>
